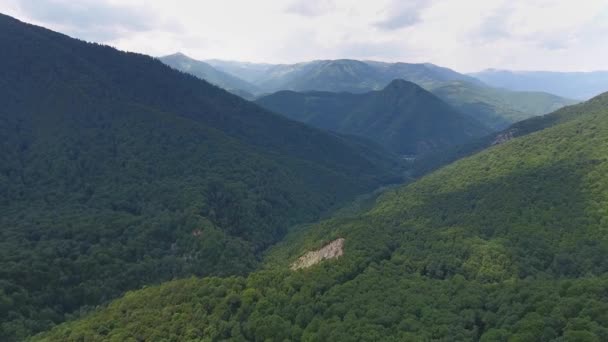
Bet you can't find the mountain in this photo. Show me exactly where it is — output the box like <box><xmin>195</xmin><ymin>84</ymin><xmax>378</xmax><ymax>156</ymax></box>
<box><xmin>432</xmin><ymin>81</ymin><xmax>577</xmax><ymax>129</ymax></box>
<box><xmin>208</xmin><ymin>58</ymin><xmax>577</xmax><ymax>129</ymax></box>
<box><xmin>256</xmin><ymin>79</ymin><xmax>491</xmax><ymax>155</ymax></box>
<box><xmin>471</xmin><ymin>69</ymin><xmax>608</xmax><ymax>100</ymax></box>
<box><xmin>366</xmin><ymin>60</ymin><xmax>485</xmax><ymax>88</ymax></box>
<box><xmin>0</xmin><ymin>14</ymin><xmax>401</xmax><ymax>341</ymax></box>
<box><xmin>255</xmin><ymin>59</ymin><xmax>384</xmax><ymax>94</ymax></box>
<box><xmin>159</xmin><ymin>53</ymin><xmax>258</xmax><ymax>99</ymax></box>
<box><xmin>413</xmin><ymin>92</ymin><xmax>608</xmax><ymax>176</ymax></box>
<box><xmin>207</xmin><ymin>59</ymin><xmax>481</xmax><ymax>93</ymax></box>
<box><xmin>36</xmin><ymin>92</ymin><xmax>608</xmax><ymax>341</ymax></box>
<box><xmin>205</xmin><ymin>59</ymin><xmax>277</xmax><ymax>84</ymax></box>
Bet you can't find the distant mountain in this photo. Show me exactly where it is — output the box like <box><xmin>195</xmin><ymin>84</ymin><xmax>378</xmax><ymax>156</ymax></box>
<box><xmin>0</xmin><ymin>14</ymin><xmax>400</xmax><ymax>341</ymax></box>
<box><xmin>209</xmin><ymin>58</ymin><xmax>479</xmax><ymax>94</ymax></box>
<box><xmin>38</xmin><ymin>90</ymin><xmax>608</xmax><ymax>342</ymax></box>
<box><xmin>432</xmin><ymin>81</ymin><xmax>577</xmax><ymax>129</ymax></box>
<box><xmin>208</xmin><ymin>58</ymin><xmax>577</xmax><ymax>129</ymax></box>
<box><xmin>256</xmin><ymin>59</ymin><xmax>384</xmax><ymax>94</ymax></box>
<box><xmin>366</xmin><ymin>60</ymin><xmax>484</xmax><ymax>88</ymax></box>
<box><xmin>205</xmin><ymin>59</ymin><xmax>276</xmax><ymax>84</ymax></box>
<box><xmin>471</xmin><ymin>69</ymin><xmax>608</xmax><ymax>100</ymax></box>
<box><xmin>413</xmin><ymin>92</ymin><xmax>608</xmax><ymax>176</ymax></box>
<box><xmin>160</xmin><ymin>53</ymin><xmax>258</xmax><ymax>99</ymax></box>
<box><xmin>256</xmin><ymin>79</ymin><xmax>490</xmax><ymax>155</ymax></box>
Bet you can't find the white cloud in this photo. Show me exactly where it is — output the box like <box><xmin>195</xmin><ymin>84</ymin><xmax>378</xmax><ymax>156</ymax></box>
<box><xmin>374</xmin><ymin>0</ymin><xmax>434</xmax><ymax>30</ymax></box>
<box><xmin>286</xmin><ymin>0</ymin><xmax>336</xmax><ymax>17</ymax></box>
<box><xmin>1</xmin><ymin>0</ymin><xmax>607</xmax><ymax>72</ymax></box>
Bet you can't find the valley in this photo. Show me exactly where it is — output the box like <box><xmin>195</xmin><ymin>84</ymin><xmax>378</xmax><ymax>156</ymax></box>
<box><xmin>1</xmin><ymin>3</ymin><xmax>608</xmax><ymax>341</ymax></box>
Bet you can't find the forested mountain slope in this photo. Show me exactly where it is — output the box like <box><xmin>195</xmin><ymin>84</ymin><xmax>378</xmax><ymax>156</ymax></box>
<box><xmin>34</xmin><ymin>94</ymin><xmax>608</xmax><ymax>341</ymax></box>
<box><xmin>256</xmin><ymin>79</ymin><xmax>490</xmax><ymax>155</ymax></box>
<box><xmin>413</xmin><ymin>92</ymin><xmax>608</xmax><ymax>176</ymax></box>
<box><xmin>0</xmin><ymin>14</ymin><xmax>400</xmax><ymax>341</ymax></box>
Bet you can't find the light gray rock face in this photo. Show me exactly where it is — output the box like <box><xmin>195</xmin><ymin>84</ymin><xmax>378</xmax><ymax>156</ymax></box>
<box><xmin>291</xmin><ymin>238</ymin><xmax>345</xmax><ymax>270</ymax></box>
<box><xmin>492</xmin><ymin>129</ymin><xmax>517</xmax><ymax>146</ymax></box>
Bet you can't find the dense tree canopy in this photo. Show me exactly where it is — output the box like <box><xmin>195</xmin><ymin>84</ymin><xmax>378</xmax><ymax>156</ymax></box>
<box><xmin>256</xmin><ymin>80</ymin><xmax>490</xmax><ymax>155</ymax></box>
<box><xmin>34</xmin><ymin>93</ymin><xmax>608</xmax><ymax>341</ymax></box>
<box><xmin>0</xmin><ymin>14</ymin><xmax>401</xmax><ymax>341</ymax></box>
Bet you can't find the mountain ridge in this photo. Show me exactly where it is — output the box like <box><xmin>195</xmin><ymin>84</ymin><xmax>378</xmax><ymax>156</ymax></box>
<box><xmin>256</xmin><ymin>79</ymin><xmax>491</xmax><ymax>155</ymax></box>
<box><xmin>0</xmin><ymin>13</ymin><xmax>399</xmax><ymax>341</ymax></box>
<box><xmin>471</xmin><ymin>69</ymin><xmax>608</xmax><ymax>100</ymax></box>
<box><xmin>159</xmin><ymin>52</ymin><xmax>259</xmax><ymax>98</ymax></box>
<box><xmin>204</xmin><ymin>57</ymin><xmax>577</xmax><ymax>129</ymax></box>
<box><xmin>34</xmin><ymin>90</ymin><xmax>608</xmax><ymax>342</ymax></box>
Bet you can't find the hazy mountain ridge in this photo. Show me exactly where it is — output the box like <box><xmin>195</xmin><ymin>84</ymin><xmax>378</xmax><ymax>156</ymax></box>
<box><xmin>471</xmin><ymin>69</ymin><xmax>608</xmax><ymax>100</ymax></box>
<box><xmin>159</xmin><ymin>53</ymin><xmax>259</xmax><ymax>99</ymax></box>
<box><xmin>205</xmin><ymin>57</ymin><xmax>576</xmax><ymax>129</ymax></box>
<box><xmin>256</xmin><ymin>79</ymin><xmax>491</xmax><ymax>155</ymax></box>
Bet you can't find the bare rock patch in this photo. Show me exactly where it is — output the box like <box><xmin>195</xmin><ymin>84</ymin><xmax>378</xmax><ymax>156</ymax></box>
<box><xmin>291</xmin><ymin>238</ymin><xmax>345</xmax><ymax>270</ymax></box>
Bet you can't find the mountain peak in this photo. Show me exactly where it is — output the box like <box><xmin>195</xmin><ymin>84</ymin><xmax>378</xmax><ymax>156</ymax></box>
<box><xmin>383</xmin><ymin>79</ymin><xmax>420</xmax><ymax>92</ymax></box>
<box><xmin>165</xmin><ymin>52</ymin><xmax>190</xmax><ymax>59</ymax></box>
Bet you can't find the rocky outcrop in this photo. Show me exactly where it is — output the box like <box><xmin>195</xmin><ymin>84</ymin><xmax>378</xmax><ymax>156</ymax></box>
<box><xmin>492</xmin><ymin>129</ymin><xmax>518</xmax><ymax>146</ymax></box>
<box><xmin>291</xmin><ymin>238</ymin><xmax>345</xmax><ymax>270</ymax></box>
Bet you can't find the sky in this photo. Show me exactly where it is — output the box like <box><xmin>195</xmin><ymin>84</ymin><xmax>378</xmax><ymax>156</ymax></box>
<box><xmin>1</xmin><ymin>0</ymin><xmax>608</xmax><ymax>72</ymax></box>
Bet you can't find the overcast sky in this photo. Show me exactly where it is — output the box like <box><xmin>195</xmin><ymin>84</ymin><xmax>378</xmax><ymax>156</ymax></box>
<box><xmin>2</xmin><ymin>0</ymin><xmax>608</xmax><ymax>72</ymax></box>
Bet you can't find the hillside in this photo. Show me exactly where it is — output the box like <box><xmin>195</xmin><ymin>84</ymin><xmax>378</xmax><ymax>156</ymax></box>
<box><xmin>208</xmin><ymin>58</ymin><xmax>576</xmax><ymax>128</ymax></box>
<box><xmin>256</xmin><ymin>79</ymin><xmax>490</xmax><ymax>155</ymax></box>
<box><xmin>413</xmin><ymin>92</ymin><xmax>608</xmax><ymax>176</ymax></box>
<box><xmin>433</xmin><ymin>81</ymin><xmax>577</xmax><ymax>129</ymax></box>
<box><xmin>159</xmin><ymin>53</ymin><xmax>258</xmax><ymax>99</ymax></box>
<box><xmin>0</xmin><ymin>14</ymin><xmax>400</xmax><ymax>341</ymax></box>
<box><xmin>471</xmin><ymin>69</ymin><xmax>608</xmax><ymax>100</ymax></box>
<box><xmin>33</xmin><ymin>88</ymin><xmax>608</xmax><ymax>341</ymax></box>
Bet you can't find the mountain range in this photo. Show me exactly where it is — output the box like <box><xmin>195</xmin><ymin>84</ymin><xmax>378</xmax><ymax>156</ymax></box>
<box><xmin>36</xmin><ymin>89</ymin><xmax>608</xmax><ymax>341</ymax></box>
<box><xmin>4</xmin><ymin>10</ymin><xmax>608</xmax><ymax>342</ymax></box>
<box><xmin>176</xmin><ymin>55</ymin><xmax>578</xmax><ymax>130</ymax></box>
<box><xmin>159</xmin><ymin>53</ymin><xmax>259</xmax><ymax>99</ymax></box>
<box><xmin>471</xmin><ymin>69</ymin><xmax>608</xmax><ymax>100</ymax></box>
<box><xmin>256</xmin><ymin>79</ymin><xmax>490</xmax><ymax>155</ymax></box>
<box><xmin>0</xmin><ymin>14</ymin><xmax>399</xmax><ymax>341</ymax></box>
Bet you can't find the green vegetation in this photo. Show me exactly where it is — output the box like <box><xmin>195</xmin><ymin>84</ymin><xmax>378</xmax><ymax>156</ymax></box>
<box><xmin>256</xmin><ymin>79</ymin><xmax>490</xmax><ymax>155</ymax></box>
<box><xmin>33</xmin><ymin>92</ymin><xmax>608</xmax><ymax>340</ymax></box>
<box><xmin>0</xmin><ymin>14</ymin><xmax>401</xmax><ymax>341</ymax></box>
<box><xmin>413</xmin><ymin>92</ymin><xmax>608</xmax><ymax>176</ymax></box>
<box><xmin>433</xmin><ymin>81</ymin><xmax>578</xmax><ymax>129</ymax></box>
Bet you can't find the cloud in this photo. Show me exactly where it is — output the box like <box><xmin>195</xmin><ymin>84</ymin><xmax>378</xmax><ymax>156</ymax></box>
<box><xmin>474</xmin><ymin>5</ymin><xmax>513</xmax><ymax>43</ymax></box>
<box><xmin>1</xmin><ymin>0</ymin><xmax>607</xmax><ymax>72</ymax></box>
<box><xmin>375</xmin><ymin>0</ymin><xmax>432</xmax><ymax>30</ymax></box>
<box><xmin>285</xmin><ymin>0</ymin><xmax>335</xmax><ymax>17</ymax></box>
<box><xmin>13</xmin><ymin>0</ymin><xmax>179</xmax><ymax>41</ymax></box>
<box><xmin>471</xmin><ymin>1</ymin><xmax>603</xmax><ymax>53</ymax></box>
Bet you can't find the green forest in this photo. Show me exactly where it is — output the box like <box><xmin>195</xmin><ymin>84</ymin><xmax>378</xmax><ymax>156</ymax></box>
<box><xmin>33</xmin><ymin>92</ymin><xmax>608</xmax><ymax>340</ymax></box>
<box><xmin>256</xmin><ymin>79</ymin><xmax>490</xmax><ymax>155</ymax></box>
<box><xmin>0</xmin><ymin>14</ymin><xmax>400</xmax><ymax>341</ymax></box>
<box><xmin>2</xmin><ymin>7</ymin><xmax>608</xmax><ymax>342</ymax></box>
